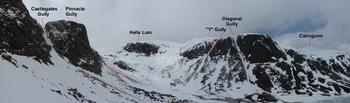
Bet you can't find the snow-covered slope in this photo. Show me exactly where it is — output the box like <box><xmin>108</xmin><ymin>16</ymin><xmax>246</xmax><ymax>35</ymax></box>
<box><xmin>1</xmin><ymin>49</ymin><xmax>185</xmax><ymax>103</ymax></box>
<box><xmin>0</xmin><ymin>1</ymin><xmax>185</xmax><ymax>102</ymax></box>
<box><xmin>103</xmin><ymin>34</ymin><xmax>350</xmax><ymax>102</ymax></box>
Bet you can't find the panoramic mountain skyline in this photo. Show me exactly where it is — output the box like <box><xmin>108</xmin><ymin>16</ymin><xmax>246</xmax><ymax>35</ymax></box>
<box><xmin>23</xmin><ymin>0</ymin><xmax>350</xmax><ymax>54</ymax></box>
<box><xmin>2</xmin><ymin>0</ymin><xmax>350</xmax><ymax>102</ymax></box>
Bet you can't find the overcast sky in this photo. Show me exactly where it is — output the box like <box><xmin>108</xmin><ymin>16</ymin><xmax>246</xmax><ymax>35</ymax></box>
<box><xmin>23</xmin><ymin>0</ymin><xmax>350</xmax><ymax>54</ymax></box>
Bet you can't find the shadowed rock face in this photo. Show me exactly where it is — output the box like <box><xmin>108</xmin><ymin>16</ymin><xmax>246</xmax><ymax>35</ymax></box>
<box><xmin>181</xmin><ymin>37</ymin><xmax>239</xmax><ymax>59</ymax></box>
<box><xmin>123</xmin><ymin>42</ymin><xmax>159</xmax><ymax>56</ymax></box>
<box><xmin>0</xmin><ymin>0</ymin><xmax>28</xmax><ymax>11</ymax></box>
<box><xmin>0</xmin><ymin>0</ymin><xmax>52</xmax><ymax>64</ymax></box>
<box><xmin>0</xmin><ymin>0</ymin><xmax>102</xmax><ymax>75</ymax></box>
<box><xmin>45</xmin><ymin>20</ymin><xmax>102</xmax><ymax>75</ymax></box>
<box><xmin>237</xmin><ymin>34</ymin><xmax>287</xmax><ymax>63</ymax></box>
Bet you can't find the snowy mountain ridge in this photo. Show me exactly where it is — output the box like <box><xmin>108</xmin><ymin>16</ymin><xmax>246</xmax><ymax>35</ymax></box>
<box><xmin>103</xmin><ymin>34</ymin><xmax>350</xmax><ymax>102</ymax></box>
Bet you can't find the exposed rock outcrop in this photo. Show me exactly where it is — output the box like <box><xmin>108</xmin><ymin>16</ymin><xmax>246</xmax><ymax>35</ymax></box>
<box><xmin>0</xmin><ymin>0</ymin><xmax>52</xmax><ymax>64</ymax></box>
<box><xmin>237</xmin><ymin>34</ymin><xmax>287</xmax><ymax>63</ymax></box>
<box><xmin>181</xmin><ymin>37</ymin><xmax>239</xmax><ymax>59</ymax></box>
<box><xmin>45</xmin><ymin>20</ymin><xmax>102</xmax><ymax>75</ymax></box>
<box><xmin>123</xmin><ymin>42</ymin><xmax>159</xmax><ymax>56</ymax></box>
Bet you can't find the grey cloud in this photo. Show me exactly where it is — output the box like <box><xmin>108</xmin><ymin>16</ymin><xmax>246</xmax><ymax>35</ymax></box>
<box><xmin>23</xmin><ymin>0</ymin><xmax>350</xmax><ymax>54</ymax></box>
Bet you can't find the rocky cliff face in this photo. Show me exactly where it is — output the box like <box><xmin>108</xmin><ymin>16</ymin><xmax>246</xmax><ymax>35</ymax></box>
<box><xmin>0</xmin><ymin>0</ymin><xmax>52</xmax><ymax>65</ymax></box>
<box><xmin>45</xmin><ymin>20</ymin><xmax>102</xmax><ymax>75</ymax></box>
<box><xmin>237</xmin><ymin>34</ymin><xmax>287</xmax><ymax>63</ymax></box>
<box><xmin>181</xmin><ymin>37</ymin><xmax>239</xmax><ymax>59</ymax></box>
<box><xmin>0</xmin><ymin>0</ymin><xmax>102</xmax><ymax>75</ymax></box>
<box><xmin>123</xmin><ymin>42</ymin><xmax>159</xmax><ymax>56</ymax></box>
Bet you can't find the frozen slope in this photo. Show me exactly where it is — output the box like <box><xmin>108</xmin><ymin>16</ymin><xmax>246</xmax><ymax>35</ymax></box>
<box><xmin>0</xmin><ymin>0</ymin><xmax>185</xmax><ymax>102</ymax></box>
<box><xmin>103</xmin><ymin>34</ymin><xmax>350</xmax><ymax>102</ymax></box>
<box><xmin>0</xmin><ymin>49</ymin><xmax>185</xmax><ymax>103</ymax></box>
